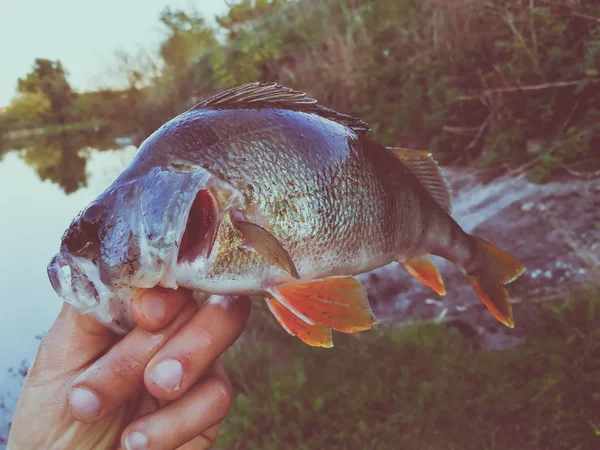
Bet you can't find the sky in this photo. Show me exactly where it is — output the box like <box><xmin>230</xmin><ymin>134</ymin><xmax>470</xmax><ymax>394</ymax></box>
<box><xmin>0</xmin><ymin>0</ymin><xmax>229</xmax><ymax>107</ymax></box>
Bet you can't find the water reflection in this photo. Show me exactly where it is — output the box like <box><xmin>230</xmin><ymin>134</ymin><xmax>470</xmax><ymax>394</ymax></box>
<box><xmin>0</xmin><ymin>132</ymin><xmax>136</xmax><ymax>446</ymax></box>
<box><xmin>0</xmin><ymin>130</ymin><xmax>122</xmax><ymax>194</ymax></box>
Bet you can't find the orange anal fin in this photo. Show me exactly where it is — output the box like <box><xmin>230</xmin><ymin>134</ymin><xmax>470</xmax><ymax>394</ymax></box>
<box><xmin>265</xmin><ymin>297</ymin><xmax>333</xmax><ymax>347</ymax></box>
<box><xmin>402</xmin><ymin>255</ymin><xmax>446</xmax><ymax>296</ymax></box>
<box><xmin>270</xmin><ymin>277</ymin><xmax>377</xmax><ymax>334</ymax></box>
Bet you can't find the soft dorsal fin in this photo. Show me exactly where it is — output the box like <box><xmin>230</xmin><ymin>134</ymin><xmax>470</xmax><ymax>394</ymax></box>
<box><xmin>388</xmin><ymin>147</ymin><xmax>452</xmax><ymax>213</ymax></box>
<box><xmin>194</xmin><ymin>82</ymin><xmax>370</xmax><ymax>136</ymax></box>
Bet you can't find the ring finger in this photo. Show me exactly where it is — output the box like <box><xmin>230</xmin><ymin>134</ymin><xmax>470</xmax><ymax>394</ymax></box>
<box><xmin>121</xmin><ymin>360</ymin><xmax>233</xmax><ymax>450</ymax></box>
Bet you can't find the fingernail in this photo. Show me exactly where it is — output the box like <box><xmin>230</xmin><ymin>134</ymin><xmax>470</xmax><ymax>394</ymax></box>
<box><xmin>69</xmin><ymin>387</ymin><xmax>101</xmax><ymax>421</ymax></box>
<box><xmin>149</xmin><ymin>359</ymin><xmax>183</xmax><ymax>391</ymax></box>
<box><xmin>124</xmin><ymin>431</ymin><xmax>148</xmax><ymax>450</ymax></box>
<box><xmin>140</xmin><ymin>293</ymin><xmax>167</xmax><ymax>324</ymax></box>
<box><xmin>208</xmin><ymin>295</ymin><xmax>233</xmax><ymax>309</ymax></box>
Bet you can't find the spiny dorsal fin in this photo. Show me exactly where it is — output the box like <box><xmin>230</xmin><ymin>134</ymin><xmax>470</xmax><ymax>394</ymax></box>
<box><xmin>388</xmin><ymin>147</ymin><xmax>452</xmax><ymax>213</ymax></box>
<box><xmin>194</xmin><ymin>82</ymin><xmax>370</xmax><ymax>135</ymax></box>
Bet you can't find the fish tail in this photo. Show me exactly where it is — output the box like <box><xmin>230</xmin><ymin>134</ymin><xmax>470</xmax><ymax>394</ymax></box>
<box><xmin>463</xmin><ymin>236</ymin><xmax>526</xmax><ymax>328</ymax></box>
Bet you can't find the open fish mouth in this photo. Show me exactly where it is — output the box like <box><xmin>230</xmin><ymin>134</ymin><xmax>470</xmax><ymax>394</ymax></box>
<box><xmin>47</xmin><ymin>251</ymin><xmax>137</xmax><ymax>332</ymax></box>
<box><xmin>48</xmin><ymin>252</ymin><xmax>107</xmax><ymax>314</ymax></box>
<box><xmin>47</xmin><ymin>164</ymin><xmax>215</xmax><ymax>333</ymax></box>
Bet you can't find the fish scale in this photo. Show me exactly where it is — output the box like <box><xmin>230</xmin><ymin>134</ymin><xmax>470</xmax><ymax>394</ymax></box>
<box><xmin>48</xmin><ymin>82</ymin><xmax>526</xmax><ymax>345</ymax></box>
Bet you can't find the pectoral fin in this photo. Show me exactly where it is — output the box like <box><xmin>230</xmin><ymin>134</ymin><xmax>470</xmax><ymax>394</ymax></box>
<box><xmin>269</xmin><ymin>276</ymin><xmax>377</xmax><ymax>334</ymax></box>
<box><xmin>232</xmin><ymin>219</ymin><xmax>300</xmax><ymax>279</ymax></box>
<box><xmin>401</xmin><ymin>255</ymin><xmax>446</xmax><ymax>295</ymax></box>
<box><xmin>265</xmin><ymin>297</ymin><xmax>333</xmax><ymax>347</ymax></box>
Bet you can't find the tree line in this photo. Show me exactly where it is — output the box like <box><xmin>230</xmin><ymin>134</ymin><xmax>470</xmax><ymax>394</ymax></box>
<box><xmin>2</xmin><ymin>0</ymin><xmax>599</xmax><ymax>181</ymax></box>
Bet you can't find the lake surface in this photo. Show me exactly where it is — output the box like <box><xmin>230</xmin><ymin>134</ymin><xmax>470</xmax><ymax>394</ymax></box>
<box><xmin>0</xmin><ymin>132</ymin><xmax>137</xmax><ymax>443</ymax></box>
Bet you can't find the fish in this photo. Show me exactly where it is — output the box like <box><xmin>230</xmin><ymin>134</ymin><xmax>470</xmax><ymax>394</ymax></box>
<box><xmin>47</xmin><ymin>82</ymin><xmax>526</xmax><ymax>347</ymax></box>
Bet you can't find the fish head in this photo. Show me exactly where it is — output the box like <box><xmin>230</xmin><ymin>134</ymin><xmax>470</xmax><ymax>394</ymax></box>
<box><xmin>47</xmin><ymin>133</ymin><xmax>219</xmax><ymax>333</ymax></box>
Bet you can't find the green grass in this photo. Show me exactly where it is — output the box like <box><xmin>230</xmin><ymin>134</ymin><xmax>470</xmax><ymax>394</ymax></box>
<box><xmin>218</xmin><ymin>290</ymin><xmax>600</xmax><ymax>450</ymax></box>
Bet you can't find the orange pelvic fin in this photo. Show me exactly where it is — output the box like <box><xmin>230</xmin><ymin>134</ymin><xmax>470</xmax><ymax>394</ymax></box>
<box><xmin>465</xmin><ymin>236</ymin><xmax>527</xmax><ymax>328</ymax></box>
<box><xmin>265</xmin><ymin>297</ymin><xmax>333</xmax><ymax>347</ymax></box>
<box><xmin>401</xmin><ymin>255</ymin><xmax>446</xmax><ymax>295</ymax></box>
<box><xmin>269</xmin><ymin>276</ymin><xmax>377</xmax><ymax>334</ymax></box>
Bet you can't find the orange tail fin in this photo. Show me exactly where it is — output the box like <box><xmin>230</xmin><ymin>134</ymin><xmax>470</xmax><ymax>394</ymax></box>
<box><xmin>465</xmin><ymin>236</ymin><xmax>526</xmax><ymax>328</ymax></box>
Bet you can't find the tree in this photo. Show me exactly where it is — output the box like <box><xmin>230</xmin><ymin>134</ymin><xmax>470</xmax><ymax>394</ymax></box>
<box><xmin>211</xmin><ymin>0</ymin><xmax>287</xmax><ymax>86</ymax></box>
<box><xmin>159</xmin><ymin>7</ymin><xmax>217</xmax><ymax>70</ymax></box>
<box><xmin>6</xmin><ymin>92</ymin><xmax>51</xmax><ymax>124</ymax></box>
<box><xmin>216</xmin><ymin>0</ymin><xmax>287</xmax><ymax>37</ymax></box>
<box><xmin>17</xmin><ymin>59</ymin><xmax>75</xmax><ymax>124</ymax></box>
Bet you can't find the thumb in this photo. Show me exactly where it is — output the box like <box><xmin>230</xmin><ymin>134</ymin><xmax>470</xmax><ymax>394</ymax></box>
<box><xmin>29</xmin><ymin>303</ymin><xmax>117</xmax><ymax>383</ymax></box>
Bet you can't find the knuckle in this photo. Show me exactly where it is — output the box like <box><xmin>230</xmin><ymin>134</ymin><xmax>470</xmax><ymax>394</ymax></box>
<box><xmin>109</xmin><ymin>352</ymin><xmax>143</xmax><ymax>385</ymax></box>
<box><xmin>210</xmin><ymin>378</ymin><xmax>233</xmax><ymax>416</ymax></box>
<box><xmin>195</xmin><ymin>326</ymin><xmax>218</xmax><ymax>349</ymax></box>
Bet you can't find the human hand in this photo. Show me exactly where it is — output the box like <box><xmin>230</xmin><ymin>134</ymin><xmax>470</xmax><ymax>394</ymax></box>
<box><xmin>8</xmin><ymin>289</ymin><xmax>250</xmax><ymax>450</ymax></box>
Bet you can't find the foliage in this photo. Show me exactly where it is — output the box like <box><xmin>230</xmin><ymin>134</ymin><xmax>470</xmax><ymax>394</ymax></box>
<box><xmin>218</xmin><ymin>290</ymin><xmax>600</xmax><ymax>449</ymax></box>
<box><xmin>17</xmin><ymin>58</ymin><xmax>74</xmax><ymax>124</ymax></box>
<box><xmin>159</xmin><ymin>7</ymin><xmax>217</xmax><ymax>71</ymax></box>
<box><xmin>6</xmin><ymin>92</ymin><xmax>51</xmax><ymax>125</ymax></box>
<box><xmin>70</xmin><ymin>90</ymin><xmax>133</xmax><ymax>135</ymax></box>
<box><xmin>136</xmin><ymin>0</ymin><xmax>599</xmax><ymax>181</ymax></box>
<box><xmin>5</xmin><ymin>0</ymin><xmax>600</xmax><ymax>181</ymax></box>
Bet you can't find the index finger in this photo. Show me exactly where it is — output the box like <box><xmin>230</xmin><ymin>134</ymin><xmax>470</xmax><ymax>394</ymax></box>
<box><xmin>68</xmin><ymin>302</ymin><xmax>197</xmax><ymax>423</ymax></box>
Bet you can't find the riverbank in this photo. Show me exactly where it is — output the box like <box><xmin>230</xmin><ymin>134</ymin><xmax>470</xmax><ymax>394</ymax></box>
<box><xmin>0</xmin><ymin>120</ymin><xmax>109</xmax><ymax>142</ymax></box>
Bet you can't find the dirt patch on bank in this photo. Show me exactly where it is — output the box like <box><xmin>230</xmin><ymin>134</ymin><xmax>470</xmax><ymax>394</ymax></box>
<box><xmin>363</xmin><ymin>169</ymin><xmax>600</xmax><ymax>349</ymax></box>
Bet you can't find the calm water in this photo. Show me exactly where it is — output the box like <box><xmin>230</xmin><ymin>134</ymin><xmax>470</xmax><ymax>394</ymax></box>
<box><xmin>0</xmin><ymin>132</ymin><xmax>137</xmax><ymax>442</ymax></box>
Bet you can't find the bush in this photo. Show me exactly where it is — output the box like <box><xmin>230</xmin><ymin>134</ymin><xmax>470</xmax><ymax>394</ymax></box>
<box><xmin>9</xmin><ymin>0</ymin><xmax>600</xmax><ymax>182</ymax></box>
<box><xmin>130</xmin><ymin>0</ymin><xmax>600</xmax><ymax>181</ymax></box>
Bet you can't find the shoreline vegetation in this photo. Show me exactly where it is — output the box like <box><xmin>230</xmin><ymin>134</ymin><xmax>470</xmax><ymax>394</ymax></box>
<box><xmin>1</xmin><ymin>0</ymin><xmax>599</xmax><ymax>182</ymax></box>
<box><xmin>217</xmin><ymin>289</ymin><xmax>600</xmax><ymax>449</ymax></box>
<box><xmin>1</xmin><ymin>120</ymin><xmax>108</xmax><ymax>141</ymax></box>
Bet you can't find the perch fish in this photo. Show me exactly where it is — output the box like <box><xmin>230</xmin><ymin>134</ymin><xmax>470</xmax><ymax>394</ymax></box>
<box><xmin>48</xmin><ymin>82</ymin><xmax>526</xmax><ymax>347</ymax></box>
